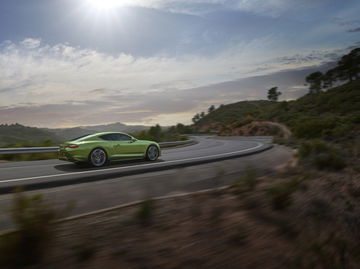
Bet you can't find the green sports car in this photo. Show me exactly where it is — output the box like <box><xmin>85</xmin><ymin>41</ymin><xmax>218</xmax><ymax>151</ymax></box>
<box><xmin>58</xmin><ymin>132</ymin><xmax>161</xmax><ymax>167</ymax></box>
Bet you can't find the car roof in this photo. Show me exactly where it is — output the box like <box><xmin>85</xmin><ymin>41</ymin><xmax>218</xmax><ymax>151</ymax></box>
<box><xmin>94</xmin><ymin>131</ymin><xmax>131</xmax><ymax>136</ymax></box>
<box><xmin>72</xmin><ymin>132</ymin><xmax>132</xmax><ymax>141</ymax></box>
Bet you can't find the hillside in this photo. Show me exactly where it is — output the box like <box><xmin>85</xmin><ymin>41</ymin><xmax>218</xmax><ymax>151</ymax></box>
<box><xmin>80</xmin><ymin>122</ymin><xmax>147</xmax><ymax>133</ymax></box>
<box><xmin>0</xmin><ymin>124</ymin><xmax>63</xmax><ymax>147</ymax></box>
<box><xmin>41</xmin><ymin>127</ymin><xmax>96</xmax><ymax>141</ymax></box>
<box><xmin>194</xmin><ymin>80</ymin><xmax>360</xmax><ymax>140</ymax></box>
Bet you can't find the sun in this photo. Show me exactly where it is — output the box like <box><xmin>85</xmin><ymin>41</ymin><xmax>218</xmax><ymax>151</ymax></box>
<box><xmin>87</xmin><ymin>0</ymin><xmax>128</xmax><ymax>10</ymax></box>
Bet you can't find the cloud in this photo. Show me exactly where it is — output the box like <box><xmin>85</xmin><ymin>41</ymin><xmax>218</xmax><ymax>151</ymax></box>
<box><xmin>347</xmin><ymin>27</ymin><xmax>360</xmax><ymax>33</ymax></box>
<box><xmin>0</xmin><ymin>38</ymin><xmax>351</xmax><ymax>127</ymax></box>
<box><xmin>330</xmin><ymin>17</ymin><xmax>360</xmax><ymax>33</ymax></box>
<box><xmin>0</xmin><ymin>63</ymin><xmax>327</xmax><ymax>127</ymax></box>
<box><xmin>331</xmin><ymin>17</ymin><xmax>360</xmax><ymax>27</ymax></box>
<box><xmin>110</xmin><ymin>0</ymin><xmax>333</xmax><ymax>16</ymax></box>
<box><xmin>20</xmin><ymin>38</ymin><xmax>41</xmax><ymax>49</ymax></box>
<box><xmin>79</xmin><ymin>0</ymin><xmax>334</xmax><ymax>17</ymax></box>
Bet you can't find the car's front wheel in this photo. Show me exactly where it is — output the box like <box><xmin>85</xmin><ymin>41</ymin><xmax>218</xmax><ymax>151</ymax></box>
<box><xmin>146</xmin><ymin>145</ymin><xmax>159</xmax><ymax>161</ymax></box>
<box><xmin>89</xmin><ymin>148</ymin><xmax>107</xmax><ymax>167</ymax></box>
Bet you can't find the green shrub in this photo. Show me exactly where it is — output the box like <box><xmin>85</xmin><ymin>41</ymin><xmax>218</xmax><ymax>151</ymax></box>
<box><xmin>298</xmin><ymin>140</ymin><xmax>346</xmax><ymax>171</ymax></box>
<box><xmin>314</xmin><ymin>152</ymin><xmax>346</xmax><ymax>170</ymax></box>
<box><xmin>131</xmin><ymin>124</ymin><xmax>190</xmax><ymax>143</ymax></box>
<box><xmin>291</xmin><ymin>118</ymin><xmax>336</xmax><ymax>139</ymax></box>
<box><xmin>267</xmin><ymin>179</ymin><xmax>305</xmax><ymax>210</ymax></box>
<box><xmin>0</xmin><ymin>190</ymin><xmax>62</xmax><ymax>266</ymax></box>
<box><xmin>267</xmin><ymin>185</ymin><xmax>293</xmax><ymax>210</ymax></box>
<box><xmin>136</xmin><ymin>198</ymin><xmax>155</xmax><ymax>226</ymax></box>
<box><xmin>232</xmin><ymin>166</ymin><xmax>258</xmax><ymax>194</ymax></box>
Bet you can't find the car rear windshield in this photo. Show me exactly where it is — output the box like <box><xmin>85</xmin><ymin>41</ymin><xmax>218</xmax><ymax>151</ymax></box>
<box><xmin>69</xmin><ymin>134</ymin><xmax>93</xmax><ymax>141</ymax></box>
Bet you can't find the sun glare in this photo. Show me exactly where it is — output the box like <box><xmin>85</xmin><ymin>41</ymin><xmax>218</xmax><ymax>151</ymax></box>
<box><xmin>87</xmin><ymin>0</ymin><xmax>128</xmax><ymax>10</ymax></box>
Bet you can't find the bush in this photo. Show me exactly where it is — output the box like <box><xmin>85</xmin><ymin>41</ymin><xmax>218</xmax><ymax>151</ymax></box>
<box><xmin>232</xmin><ymin>166</ymin><xmax>258</xmax><ymax>194</ymax></box>
<box><xmin>314</xmin><ymin>152</ymin><xmax>346</xmax><ymax>170</ymax></box>
<box><xmin>292</xmin><ymin>118</ymin><xmax>336</xmax><ymax>139</ymax></box>
<box><xmin>136</xmin><ymin>198</ymin><xmax>155</xmax><ymax>226</ymax></box>
<box><xmin>0</xmin><ymin>190</ymin><xmax>63</xmax><ymax>266</ymax></box>
<box><xmin>132</xmin><ymin>124</ymin><xmax>190</xmax><ymax>143</ymax></box>
<box><xmin>267</xmin><ymin>179</ymin><xmax>305</xmax><ymax>210</ymax></box>
<box><xmin>298</xmin><ymin>140</ymin><xmax>346</xmax><ymax>171</ymax></box>
<box><xmin>267</xmin><ymin>185</ymin><xmax>293</xmax><ymax>210</ymax></box>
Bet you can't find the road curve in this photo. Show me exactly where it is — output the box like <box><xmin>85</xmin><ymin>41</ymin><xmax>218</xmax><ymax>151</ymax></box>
<box><xmin>0</xmin><ymin>136</ymin><xmax>272</xmax><ymax>193</ymax></box>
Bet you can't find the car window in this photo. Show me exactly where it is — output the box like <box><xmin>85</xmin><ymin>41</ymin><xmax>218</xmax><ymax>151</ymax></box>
<box><xmin>99</xmin><ymin>134</ymin><xmax>116</xmax><ymax>141</ymax></box>
<box><xmin>99</xmin><ymin>133</ymin><xmax>132</xmax><ymax>141</ymax></box>
<box><xmin>113</xmin><ymin>134</ymin><xmax>132</xmax><ymax>141</ymax></box>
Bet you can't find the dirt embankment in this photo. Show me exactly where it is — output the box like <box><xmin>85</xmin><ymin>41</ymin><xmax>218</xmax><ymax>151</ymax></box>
<box><xmin>3</xmin><ymin>166</ymin><xmax>359</xmax><ymax>269</ymax></box>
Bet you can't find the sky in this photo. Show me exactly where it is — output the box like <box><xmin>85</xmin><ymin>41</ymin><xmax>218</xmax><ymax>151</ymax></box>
<box><xmin>0</xmin><ymin>0</ymin><xmax>359</xmax><ymax>128</ymax></box>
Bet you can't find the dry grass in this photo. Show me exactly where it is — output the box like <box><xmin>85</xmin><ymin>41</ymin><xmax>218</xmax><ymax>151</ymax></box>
<box><xmin>1</xmin><ymin>167</ymin><xmax>360</xmax><ymax>268</ymax></box>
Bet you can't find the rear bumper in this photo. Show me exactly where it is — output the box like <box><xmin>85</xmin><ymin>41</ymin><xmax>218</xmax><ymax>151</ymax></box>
<box><xmin>58</xmin><ymin>150</ymin><xmax>87</xmax><ymax>162</ymax></box>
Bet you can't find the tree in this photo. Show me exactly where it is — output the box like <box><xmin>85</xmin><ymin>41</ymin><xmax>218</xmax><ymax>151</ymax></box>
<box><xmin>335</xmin><ymin>48</ymin><xmax>360</xmax><ymax>82</ymax></box>
<box><xmin>192</xmin><ymin>113</ymin><xmax>200</xmax><ymax>124</ymax></box>
<box><xmin>322</xmin><ymin>69</ymin><xmax>336</xmax><ymax>89</ymax></box>
<box><xmin>267</xmin><ymin>87</ymin><xmax>281</xmax><ymax>101</ymax></box>
<box><xmin>208</xmin><ymin>105</ymin><xmax>215</xmax><ymax>114</ymax></box>
<box><xmin>200</xmin><ymin>112</ymin><xmax>205</xmax><ymax>118</ymax></box>
<box><xmin>305</xmin><ymin>47</ymin><xmax>360</xmax><ymax>92</ymax></box>
<box><xmin>148</xmin><ymin>124</ymin><xmax>162</xmax><ymax>140</ymax></box>
<box><xmin>306</xmin><ymin>72</ymin><xmax>323</xmax><ymax>94</ymax></box>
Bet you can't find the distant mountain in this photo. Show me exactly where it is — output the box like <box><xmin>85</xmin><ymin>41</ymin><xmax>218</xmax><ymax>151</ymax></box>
<box><xmin>80</xmin><ymin>122</ymin><xmax>148</xmax><ymax>133</ymax></box>
<box><xmin>44</xmin><ymin>122</ymin><xmax>149</xmax><ymax>141</ymax></box>
<box><xmin>0</xmin><ymin>122</ymin><xmax>149</xmax><ymax>147</ymax></box>
<box><xmin>42</xmin><ymin>127</ymin><xmax>96</xmax><ymax>141</ymax></box>
<box><xmin>0</xmin><ymin>123</ymin><xmax>63</xmax><ymax>147</ymax></box>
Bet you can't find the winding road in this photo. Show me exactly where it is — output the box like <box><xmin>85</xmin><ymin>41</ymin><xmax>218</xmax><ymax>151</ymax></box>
<box><xmin>0</xmin><ymin>136</ymin><xmax>271</xmax><ymax>193</ymax></box>
<box><xmin>0</xmin><ymin>136</ymin><xmax>292</xmax><ymax>230</ymax></box>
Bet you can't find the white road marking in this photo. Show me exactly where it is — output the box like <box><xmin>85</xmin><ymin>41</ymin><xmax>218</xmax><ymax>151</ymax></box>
<box><xmin>0</xmin><ymin>142</ymin><xmax>264</xmax><ymax>184</ymax></box>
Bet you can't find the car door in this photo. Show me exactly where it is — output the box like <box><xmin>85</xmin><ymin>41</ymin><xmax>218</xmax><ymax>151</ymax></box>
<box><xmin>112</xmin><ymin>133</ymin><xmax>143</xmax><ymax>157</ymax></box>
<box><xmin>98</xmin><ymin>133</ymin><xmax>119</xmax><ymax>158</ymax></box>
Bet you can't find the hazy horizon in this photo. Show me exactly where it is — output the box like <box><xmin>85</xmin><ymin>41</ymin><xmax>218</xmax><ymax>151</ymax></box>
<box><xmin>1</xmin><ymin>0</ymin><xmax>360</xmax><ymax>128</ymax></box>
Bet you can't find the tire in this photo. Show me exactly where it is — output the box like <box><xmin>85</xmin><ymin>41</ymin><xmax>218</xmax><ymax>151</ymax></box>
<box><xmin>146</xmin><ymin>145</ymin><xmax>159</xmax><ymax>161</ymax></box>
<box><xmin>89</xmin><ymin>148</ymin><xmax>107</xmax><ymax>167</ymax></box>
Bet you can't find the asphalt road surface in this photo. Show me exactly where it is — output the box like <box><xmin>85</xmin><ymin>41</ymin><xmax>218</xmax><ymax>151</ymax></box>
<box><xmin>0</xmin><ymin>136</ymin><xmax>272</xmax><ymax>192</ymax></box>
<box><xmin>0</xmin><ymin>136</ymin><xmax>292</xmax><ymax>230</ymax></box>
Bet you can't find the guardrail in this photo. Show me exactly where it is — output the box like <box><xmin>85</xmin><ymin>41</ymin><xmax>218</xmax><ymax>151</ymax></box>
<box><xmin>0</xmin><ymin>140</ymin><xmax>195</xmax><ymax>155</ymax></box>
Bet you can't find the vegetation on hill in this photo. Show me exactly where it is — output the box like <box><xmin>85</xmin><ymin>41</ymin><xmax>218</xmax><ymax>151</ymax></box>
<box><xmin>131</xmin><ymin>123</ymin><xmax>191</xmax><ymax>142</ymax></box>
<box><xmin>193</xmin><ymin>79</ymin><xmax>360</xmax><ymax>141</ymax></box>
<box><xmin>193</xmin><ymin>47</ymin><xmax>360</xmax><ymax>140</ymax></box>
<box><xmin>43</xmin><ymin>127</ymin><xmax>96</xmax><ymax>141</ymax></box>
<box><xmin>192</xmin><ymin>48</ymin><xmax>360</xmax><ymax>171</ymax></box>
<box><xmin>0</xmin><ymin>124</ymin><xmax>62</xmax><ymax>147</ymax></box>
<box><xmin>306</xmin><ymin>47</ymin><xmax>360</xmax><ymax>93</ymax></box>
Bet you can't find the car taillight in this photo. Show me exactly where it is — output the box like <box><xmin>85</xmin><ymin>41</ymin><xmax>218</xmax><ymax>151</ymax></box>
<box><xmin>67</xmin><ymin>145</ymin><xmax>79</xmax><ymax>148</ymax></box>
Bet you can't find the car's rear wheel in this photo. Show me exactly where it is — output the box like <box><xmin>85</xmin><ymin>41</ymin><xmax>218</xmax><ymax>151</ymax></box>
<box><xmin>89</xmin><ymin>148</ymin><xmax>107</xmax><ymax>167</ymax></box>
<box><xmin>146</xmin><ymin>145</ymin><xmax>159</xmax><ymax>161</ymax></box>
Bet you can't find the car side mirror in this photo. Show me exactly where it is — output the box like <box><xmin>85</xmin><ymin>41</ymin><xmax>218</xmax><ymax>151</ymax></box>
<box><xmin>130</xmin><ymin>138</ymin><xmax>137</xmax><ymax>143</ymax></box>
